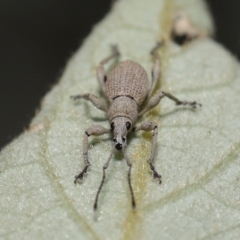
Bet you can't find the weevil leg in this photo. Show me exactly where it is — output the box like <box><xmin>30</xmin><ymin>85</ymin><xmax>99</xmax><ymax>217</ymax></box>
<box><xmin>74</xmin><ymin>125</ymin><xmax>110</xmax><ymax>183</ymax></box>
<box><xmin>135</xmin><ymin>121</ymin><xmax>161</xmax><ymax>183</ymax></box>
<box><xmin>71</xmin><ymin>93</ymin><xmax>108</xmax><ymax>113</ymax></box>
<box><xmin>161</xmin><ymin>91</ymin><xmax>202</xmax><ymax>107</ymax></box>
<box><xmin>123</xmin><ymin>151</ymin><xmax>136</xmax><ymax>208</ymax></box>
<box><xmin>148</xmin><ymin>41</ymin><xmax>164</xmax><ymax>98</ymax></box>
<box><xmin>94</xmin><ymin>151</ymin><xmax>113</xmax><ymax>210</ymax></box>
<box><xmin>138</xmin><ymin>91</ymin><xmax>165</xmax><ymax>117</ymax></box>
<box><xmin>97</xmin><ymin>45</ymin><xmax>120</xmax><ymax>91</ymax></box>
<box><xmin>138</xmin><ymin>91</ymin><xmax>201</xmax><ymax>117</ymax></box>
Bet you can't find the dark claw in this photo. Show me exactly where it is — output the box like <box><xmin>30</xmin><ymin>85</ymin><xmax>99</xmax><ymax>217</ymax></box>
<box><xmin>153</xmin><ymin>171</ymin><xmax>162</xmax><ymax>184</ymax></box>
<box><xmin>190</xmin><ymin>101</ymin><xmax>202</xmax><ymax>108</ymax></box>
<box><xmin>111</xmin><ymin>45</ymin><xmax>120</xmax><ymax>58</ymax></box>
<box><xmin>70</xmin><ymin>95</ymin><xmax>82</xmax><ymax>101</ymax></box>
<box><xmin>74</xmin><ymin>173</ymin><xmax>84</xmax><ymax>184</ymax></box>
<box><xmin>176</xmin><ymin>101</ymin><xmax>202</xmax><ymax>108</ymax></box>
<box><xmin>74</xmin><ymin>165</ymin><xmax>89</xmax><ymax>184</ymax></box>
<box><xmin>149</xmin><ymin>163</ymin><xmax>162</xmax><ymax>184</ymax></box>
<box><xmin>150</xmin><ymin>41</ymin><xmax>164</xmax><ymax>55</ymax></box>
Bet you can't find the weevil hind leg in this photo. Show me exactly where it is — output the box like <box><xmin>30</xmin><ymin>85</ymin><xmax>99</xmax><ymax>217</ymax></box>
<box><xmin>135</xmin><ymin>121</ymin><xmax>162</xmax><ymax>183</ymax></box>
<box><xmin>74</xmin><ymin>125</ymin><xmax>110</xmax><ymax>183</ymax></box>
<box><xmin>147</xmin><ymin>41</ymin><xmax>164</xmax><ymax>98</ymax></box>
<box><xmin>97</xmin><ymin>45</ymin><xmax>120</xmax><ymax>91</ymax></box>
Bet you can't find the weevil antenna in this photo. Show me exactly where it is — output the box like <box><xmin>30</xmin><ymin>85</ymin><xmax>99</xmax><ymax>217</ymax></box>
<box><xmin>94</xmin><ymin>149</ymin><xmax>114</xmax><ymax>211</ymax></box>
<box><xmin>123</xmin><ymin>150</ymin><xmax>136</xmax><ymax>209</ymax></box>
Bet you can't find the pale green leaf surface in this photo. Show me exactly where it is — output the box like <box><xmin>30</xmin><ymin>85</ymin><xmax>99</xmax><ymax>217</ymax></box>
<box><xmin>1</xmin><ymin>0</ymin><xmax>240</xmax><ymax>239</ymax></box>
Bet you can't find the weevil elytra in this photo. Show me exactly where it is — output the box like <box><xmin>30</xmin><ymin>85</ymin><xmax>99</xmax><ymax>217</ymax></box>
<box><xmin>71</xmin><ymin>43</ymin><xmax>201</xmax><ymax>210</ymax></box>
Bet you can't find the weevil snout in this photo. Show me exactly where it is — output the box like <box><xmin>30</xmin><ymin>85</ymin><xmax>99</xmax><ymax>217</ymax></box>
<box><xmin>111</xmin><ymin>117</ymin><xmax>132</xmax><ymax>151</ymax></box>
<box><xmin>113</xmin><ymin>137</ymin><xmax>124</xmax><ymax>150</ymax></box>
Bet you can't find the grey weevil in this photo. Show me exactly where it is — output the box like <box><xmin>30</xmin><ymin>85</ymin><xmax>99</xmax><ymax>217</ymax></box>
<box><xmin>71</xmin><ymin>42</ymin><xmax>201</xmax><ymax>210</ymax></box>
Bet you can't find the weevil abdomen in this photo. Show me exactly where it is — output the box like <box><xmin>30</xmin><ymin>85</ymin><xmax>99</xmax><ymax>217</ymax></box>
<box><xmin>106</xmin><ymin>60</ymin><xmax>149</xmax><ymax>105</ymax></box>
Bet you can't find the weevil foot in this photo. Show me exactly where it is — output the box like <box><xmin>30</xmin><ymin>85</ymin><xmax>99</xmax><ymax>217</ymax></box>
<box><xmin>74</xmin><ymin>165</ymin><xmax>89</xmax><ymax>184</ymax></box>
<box><xmin>150</xmin><ymin>41</ymin><xmax>164</xmax><ymax>55</ymax></box>
<box><xmin>74</xmin><ymin>173</ymin><xmax>84</xmax><ymax>184</ymax></box>
<box><xmin>149</xmin><ymin>163</ymin><xmax>162</xmax><ymax>184</ymax></box>
<box><xmin>70</xmin><ymin>95</ymin><xmax>83</xmax><ymax>101</ymax></box>
<box><xmin>176</xmin><ymin>100</ymin><xmax>202</xmax><ymax>108</ymax></box>
<box><xmin>110</xmin><ymin>44</ymin><xmax>120</xmax><ymax>58</ymax></box>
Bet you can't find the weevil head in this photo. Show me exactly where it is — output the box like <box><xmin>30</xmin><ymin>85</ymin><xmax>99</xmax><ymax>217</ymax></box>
<box><xmin>110</xmin><ymin>117</ymin><xmax>132</xmax><ymax>151</ymax></box>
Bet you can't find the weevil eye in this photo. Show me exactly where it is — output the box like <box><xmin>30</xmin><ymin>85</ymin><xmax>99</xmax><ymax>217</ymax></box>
<box><xmin>126</xmin><ymin>121</ymin><xmax>131</xmax><ymax>131</ymax></box>
<box><xmin>122</xmin><ymin>137</ymin><xmax>126</xmax><ymax>142</ymax></box>
<box><xmin>111</xmin><ymin>122</ymin><xmax>115</xmax><ymax>130</ymax></box>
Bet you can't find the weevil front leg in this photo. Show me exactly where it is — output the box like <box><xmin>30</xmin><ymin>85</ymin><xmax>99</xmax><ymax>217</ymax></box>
<box><xmin>97</xmin><ymin>45</ymin><xmax>120</xmax><ymax>91</ymax></box>
<box><xmin>135</xmin><ymin>121</ymin><xmax>161</xmax><ymax>183</ymax></box>
<box><xmin>139</xmin><ymin>91</ymin><xmax>201</xmax><ymax>117</ymax></box>
<box><xmin>74</xmin><ymin>125</ymin><xmax>110</xmax><ymax>183</ymax></box>
<box><xmin>71</xmin><ymin>93</ymin><xmax>108</xmax><ymax>113</ymax></box>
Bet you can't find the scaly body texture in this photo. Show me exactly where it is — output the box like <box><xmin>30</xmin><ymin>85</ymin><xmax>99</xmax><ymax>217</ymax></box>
<box><xmin>71</xmin><ymin>44</ymin><xmax>200</xmax><ymax>210</ymax></box>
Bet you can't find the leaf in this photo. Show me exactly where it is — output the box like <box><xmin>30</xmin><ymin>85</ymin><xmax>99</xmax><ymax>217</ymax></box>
<box><xmin>1</xmin><ymin>0</ymin><xmax>240</xmax><ymax>239</ymax></box>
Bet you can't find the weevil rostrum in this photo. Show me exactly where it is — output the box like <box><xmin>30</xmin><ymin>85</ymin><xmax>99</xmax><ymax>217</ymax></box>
<box><xmin>71</xmin><ymin>43</ymin><xmax>201</xmax><ymax>210</ymax></box>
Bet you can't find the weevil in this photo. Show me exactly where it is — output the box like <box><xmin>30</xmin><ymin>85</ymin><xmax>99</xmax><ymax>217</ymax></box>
<box><xmin>71</xmin><ymin>43</ymin><xmax>201</xmax><ymax>210</ymax></box>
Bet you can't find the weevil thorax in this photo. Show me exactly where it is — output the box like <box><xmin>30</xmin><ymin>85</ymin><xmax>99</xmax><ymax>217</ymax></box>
<box><xmin>105</xmin><ymin>60</ymin><xmax>149</xmax><ymax>151</ymax></box>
